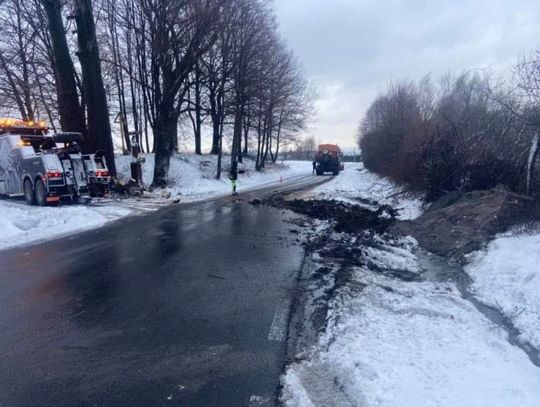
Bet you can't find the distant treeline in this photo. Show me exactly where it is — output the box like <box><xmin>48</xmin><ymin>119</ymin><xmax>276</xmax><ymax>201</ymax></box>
<box><xmin>281</xmin><ymin>135</ymin><xmax>361</xmax><ymax>162</ymax></box>
<box><xmin>358</xmin><ymin>59</ymin><xmax>540</xmax><ymax>200</ymax></box>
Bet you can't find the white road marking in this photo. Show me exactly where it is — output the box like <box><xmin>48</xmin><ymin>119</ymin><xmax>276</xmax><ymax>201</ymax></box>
<box><xmin>249</xmin><ymin>394</ymin><xmax>271</xmax><ymax>406</ymax></box>
<box><xmin>268</xmin><ymin>302</ymin><xmax>289</xmax><ymax>342</ymax></box>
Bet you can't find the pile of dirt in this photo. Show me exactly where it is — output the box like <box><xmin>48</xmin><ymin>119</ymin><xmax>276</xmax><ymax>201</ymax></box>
<box><xmin>393</xmin><ymin>187</ymin><xmax>537</xmax><ymax>260</ymax></box>
<box><xmin>273</xmin><ymin>198</ymin><xmax>396</xmax><ymax>234</ymax></box>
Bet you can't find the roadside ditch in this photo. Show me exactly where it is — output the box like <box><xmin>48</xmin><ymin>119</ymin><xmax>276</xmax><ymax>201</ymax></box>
<box><xmin>263</xmin><ymin>189</ymin><xmax>540</xmax><ymax>378</ymax></box>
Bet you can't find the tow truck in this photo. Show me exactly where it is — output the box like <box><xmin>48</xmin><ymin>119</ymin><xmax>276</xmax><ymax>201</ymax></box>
<box><xmin>0</xmin><ymin>118</ymin><xmax>111</xmax><ymax>205</ymax></box>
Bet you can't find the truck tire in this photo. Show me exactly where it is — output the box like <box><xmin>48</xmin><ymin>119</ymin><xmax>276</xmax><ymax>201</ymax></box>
<box><xmin>23</xmin><ymin>179</ymin><xmax>36</xmax><ymax>205</ymax></box>
<box><xmin>333</xmin><ymin>170</ymin><xmax>339</xmax><ymax>176</ymax></box>
<box><xmin>35</xmin><ymin>178</ymin><xmax>47</xmax><ymax>206</ymax></box>
<box><xmin>316</xmin><ymin>169</ymin><xmax>323</xmax><ymax>176</ymax></box>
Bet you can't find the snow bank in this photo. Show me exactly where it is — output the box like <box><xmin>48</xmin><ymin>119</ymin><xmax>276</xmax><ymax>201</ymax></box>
<box><xmin>116</xmin><ymin>154</ymin><xmax>311</xmax><ymax>201</ymax></box>
<box><xmin>0</xmin><ymin>200</ymin><xmax>131</xmax><ymax>250</ymax></box>
<box><xmin>301</xmin><ymin>163</ymin><xmax>423</xmax><ymax>220</ymax></box>
<box><xmin>465</xmin><ymin>230</ymin><xmax>540</xmax><ymax>355</ymax></box>
<box><xmin>282</xmin><ymin>235</ymin><xmax>540</xmax><ymax>407</ymax></box>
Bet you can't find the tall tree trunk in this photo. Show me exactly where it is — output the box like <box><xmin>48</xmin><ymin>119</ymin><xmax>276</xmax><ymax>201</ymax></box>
<box><xmin>211</xmin><ymin>115</ymin><xmax>220</xmax><ymax>155</ymax></box>
<box><xmin>261</xmin><ymin>112</ymin><xmax>272</xmax><ymax>169</ymax></box>
<box><xmin>273</xmin><ymin>118</ymin><xmax>283</xmax><ymax>163</ymax></box>
<box><xmin>108</xmin><ymin>0</ymin><xmax>130</xmax><ymax>153</ymax></box>
<box><xmin>194</xmin><ymin>66</ymin><xmax>202</xmax><ymax>155</ymax></box>
<box><xmin>231</xmin><ymin>101</ymin><xmax>243</xmax><ymax>166</ymax></box>
<box><xmin>41</xmin><ymin>0</ymin><xmax>86</xmax><ymax>136</ymax></box>
<box><xmin>152</xmin><ymin>106</ymin><xmax>179</xmax><ymax>187</ymax></box>
<box><xmin>209</xmin><ymin>86</ymin><xmax>221</xmax><ymax>155</ymax></box>
<box><xmin>216</xmin><ymin>128</ymin><xmax>223</xmax><ymax>179</ymax></box>
<box><xmin>215</xmin><ymin>107</ymin><xmax>226</xmax><ymax>179</ymax></box>
<box><xmin>73</xmin><ymin>0</ymin><xmax>116</xmax><ymax>175</ymax></box>
<box><xmin>243</xmin><ymin>116</ymin><xmax>249</xmax><ymax>154</ymax></box>
<box><xmin>255</xmin><ymin>101</ymin><xmax>266</xmax><ymax>171</ymax></box>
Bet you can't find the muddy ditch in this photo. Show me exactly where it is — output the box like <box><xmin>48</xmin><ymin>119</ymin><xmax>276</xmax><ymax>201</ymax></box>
<box><xmin>268</xmin><ymin>196</ymin><xmax>397</xmax><ymax>234</ymax></box>
<box><xmin>263</xmin><ymin>195</ymin><xmax>421</xmax><ymax>281</ymax></box>
<box><xmin>268</xmin><ymin>191</ymin><xmax>540</xmax><ymax>370</ymax></box>
<box><xmin>265</xmin><ymin>186</ymin><xmax>540</xmax><ymax>264</ymax></box>
<box><xmin>262</xmin><ymin>196</ymin><xmax>421</xmax><ymax>359</ymax></box>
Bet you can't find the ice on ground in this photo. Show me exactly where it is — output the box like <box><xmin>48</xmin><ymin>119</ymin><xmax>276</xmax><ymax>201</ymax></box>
<box><xmin>282</xmin><ymin>234</ymin><xmax>540</xmax><ymax>407</ymax></box>
<box><xmin>465</xmin><ymin>229</ymin><xmax>540</xmax><ymax>355</ymax></box>
<box><xmin>301</xmin><ymin>163</ymin><xmax>423</xmax><ymax>220</ymax></box>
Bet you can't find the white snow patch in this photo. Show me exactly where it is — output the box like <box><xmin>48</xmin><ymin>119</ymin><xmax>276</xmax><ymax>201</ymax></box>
<box><xmin>0</xmin><ymin>199</ymin><xmax>131</xmax><ymax>250</ymax></box>
<box><xmin>301</xmin><ymin>163</ymin><xmax>424</xmax><ymax>220</ymax></box>
<box><xmin>116</xmin><ymin>154</ymin><xmax>311</xmax><ymax>202</ymax></box>
<box><xmin>465</xmin><ymin>229</ymin><xmax>540</xmax><ymax>355</ymax></box>
<box><xmin>282</xmin><ymin>236</ymin><xmax>540</xmax><ymax>407</ymax></box>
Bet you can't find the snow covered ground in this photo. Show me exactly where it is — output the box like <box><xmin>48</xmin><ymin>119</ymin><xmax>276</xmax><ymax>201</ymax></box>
<box><xmin>116</xmin><ymin>154</ymin><xmax>310</xmax><ymax>200</ymax></box>
<box><xmin>465</xmin><ymin>228</ymin><xmax>540</xmax><ymax>357</ymax></box>
<box><xmin>0</xmin><ymin>199</ymin><xmax>132</xmax><ymax>250</ymax></box>
<box><xmin>282</xmin><ymin>232</ymin><xmax>540</xmax><ymax>407</ymax></box>
<box><xmin>0</xmin><ymin>155</ymin><xmax>311</xmax><ymax>250</ymax></box>
<box><xmin>300</xmin><ymin>162</ymin><xmax>423</xmax><ymax>220</ymax></box>
<box><xmin>282</xmin><ymin>164</ymin><xmax>540</xmax><ymax>407</ymax></box>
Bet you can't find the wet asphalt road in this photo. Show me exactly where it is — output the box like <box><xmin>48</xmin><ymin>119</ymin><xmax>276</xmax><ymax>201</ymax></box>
<box><xmin>0</xmin><ymin>174</ymin><xmax>329</xmax><ymax>407</ymax></box>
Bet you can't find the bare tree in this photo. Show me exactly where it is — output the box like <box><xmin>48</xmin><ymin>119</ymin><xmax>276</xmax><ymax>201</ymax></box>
<box><xmin>132</xmin><ymin>0</ymin><xmax>219</xmax><ymax>186</ymax></box>
<box><xmin>40</xmin><ymin>0</ymin><xmax>86</xmax><ymax>136</ymax></box>
<box><xmin>72</xmin><ymin>0</ymin><xmax>116</xmax><ymax>174</ymax></box>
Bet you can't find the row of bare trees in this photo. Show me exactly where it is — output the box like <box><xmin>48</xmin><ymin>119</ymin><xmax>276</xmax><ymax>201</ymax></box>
<box><xmin>0</xmin><ymin>0</ymin><xmax>313</xmax><ymax>186</ymax></box>
<box><xmin>358</xmin><ymin>54</ymin><xmax>540</xmax><ymax>199</ymax></box>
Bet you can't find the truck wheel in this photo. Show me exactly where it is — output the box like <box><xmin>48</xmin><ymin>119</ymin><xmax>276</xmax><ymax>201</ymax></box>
<box><xmin>23</xmin><ymin>179</ymin><xmax>36</xmax><ymax>205</ymax></box>
<box><xmin>34</xmin><ymin>178</ymin><xmax>47</xmax><ymax>206</ymax></box>
<box><xmin>316</xmin><ymin>169</ymin><xmax>323</xmax><ymax>176</ymax></box>
<box><xmin>333</xmin><ymin>170</ymin><xmax>339</xmax><ymax>176</ymax></box>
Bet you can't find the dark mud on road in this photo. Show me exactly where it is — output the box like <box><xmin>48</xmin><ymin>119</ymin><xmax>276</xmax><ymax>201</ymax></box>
<box><xmin>270</xmin><ymin>197</ymin><xmax>396</xmax><ymax>234</ymax></box>
<box><xmin>264</xmin><ymin>197</ymin><xmax>415</xmax><ymax>362</ymax></box>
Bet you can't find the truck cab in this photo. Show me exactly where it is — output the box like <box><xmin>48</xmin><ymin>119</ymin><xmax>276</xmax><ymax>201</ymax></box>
<box><xmin>0</xmin><ymin>119</ymin><xmax>111</xmax><ymax>205</ymax></box>
<box><xmin>0</xmin><ymin>119</ymin><xmax>66</xmax><ymax>205</ymax></box>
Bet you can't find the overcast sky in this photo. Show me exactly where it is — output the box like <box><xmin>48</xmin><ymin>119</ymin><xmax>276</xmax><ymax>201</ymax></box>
<box><xmin>274</xmin><ymin>0</ymin><xmax>540</xmax><ymax>149</ymax></box>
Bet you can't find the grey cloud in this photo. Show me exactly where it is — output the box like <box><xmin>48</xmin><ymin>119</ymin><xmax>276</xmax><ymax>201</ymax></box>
<box><xmin>275</xmin><ymin>0</ymin><xmax>540</xmax><ymax>147</ymax></box>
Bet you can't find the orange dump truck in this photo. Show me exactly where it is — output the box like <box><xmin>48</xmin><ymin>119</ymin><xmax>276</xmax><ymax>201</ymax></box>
<box><xmin>314</xmin><ymin>144</ymin><xmax>343</xmax><ymax>175</ymax></box>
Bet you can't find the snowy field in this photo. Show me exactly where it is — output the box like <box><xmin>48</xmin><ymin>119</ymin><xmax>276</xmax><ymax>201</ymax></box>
<box><xmin>465</xmin><ymin>229</ymin><xmax>540</xmax><ymax>357</ymax></box>
<box><xmin>0</xmin><ymin>155</ymin><xmax>311</xmax><ymax>250</ymax></box>
<box><xmin>282</xmin><ymin>233</ymin><xmax>540</xmax><ymax>407</ymax></box>
<box><xmin>300</xmin><ymin>162</ymin><xmax>423</xmax><ymax>220</ymax></box>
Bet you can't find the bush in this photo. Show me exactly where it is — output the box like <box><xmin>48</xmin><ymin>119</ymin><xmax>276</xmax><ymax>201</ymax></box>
<box><xmin>358</xmin><ymin>73</ymin><xmax>540</xmax><ymax>200</ymax></box>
